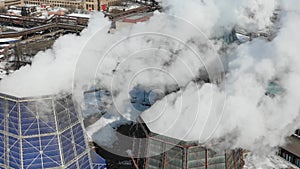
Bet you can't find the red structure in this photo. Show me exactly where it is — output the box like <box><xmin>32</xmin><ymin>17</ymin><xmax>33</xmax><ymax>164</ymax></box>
<box><xmin>123</xmin><ymin>15</ymin><xmax>150</xmax><ymax>23</ymax></box>
<box><xmin>101</xmin><ymin>4</ymin><xmax>107</xmax><ymax>11</ymax></box>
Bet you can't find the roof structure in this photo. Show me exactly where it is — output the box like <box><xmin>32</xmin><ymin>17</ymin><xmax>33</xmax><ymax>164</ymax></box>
<box><xmin>131</xmin><ymin>119</ymin><xmax>244</xmax><ymax>169</ymax></box>
<box><xmin>0</xmin><ymin>93</ymin><xmax>106</xmax><ymax>169</ymax></box>
<box><xmin>132</xmin><ymin>83</ymin><xmax>243</xmax><ymax>169</ymax></box>
<box><xmin>122</xmin><ymin>13</ymin><xmax>152</xmax><ymax>23</ymax></box>
<box><xmin>140</xmin><ymin>83</ymin><xmax>224</xmax><ymax>142</ymax></box>
<box><xmin>282</xmin><ymin>136</ymin><xmax>300</xmax><ymax>158</ymax></box>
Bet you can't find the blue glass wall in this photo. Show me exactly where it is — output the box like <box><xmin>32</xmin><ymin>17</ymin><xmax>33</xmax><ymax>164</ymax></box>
<box><xmin>0</xmin><ymin>93</ymin><xmax>106</xmax><ymax>169</ymax></box>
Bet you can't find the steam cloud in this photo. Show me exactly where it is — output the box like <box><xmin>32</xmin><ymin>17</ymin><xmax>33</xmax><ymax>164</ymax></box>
<box><xmin>0</xmin><ymin>0</ymin><xmax>299</xmax><ymax>167</ymax></box>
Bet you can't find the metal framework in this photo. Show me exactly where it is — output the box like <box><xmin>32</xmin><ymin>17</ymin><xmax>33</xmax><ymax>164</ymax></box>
<box><xmin>105</xmin><ymin>5</ymin><xmax>160</xmax><ymax>21</ymax></box>
<box><xmin>0</xmin><ymin>15</ymin><xmax>88</xmax><ymax>39</ymax></box>
<box><xmin>0</xmin><ymin>14</ymin><xmax>88</xmax><ymax>28</ymax></box>
<box><xmin>0</xmin><ymin>93</ymin><xmax>106</xmax><ymax>169</ymax></box>
<box><xmin>131</xmin><ymin>121</ymin><xmax>244</xmax><ymax>169</ymax></box>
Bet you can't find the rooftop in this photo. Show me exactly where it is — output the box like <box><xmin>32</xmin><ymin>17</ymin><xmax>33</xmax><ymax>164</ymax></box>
<box><xmin>140</xmin><ymin>82</ymin><xmax>224</xmax><ymax>142</ymax></box>
<box><xmin>282</xmin><ymin>136</ymin><xmax>300</xmax><ymax>158</ymax></box>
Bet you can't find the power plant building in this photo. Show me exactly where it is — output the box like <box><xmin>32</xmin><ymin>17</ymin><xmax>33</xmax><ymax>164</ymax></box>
<box><xmin>131</xmin><ymin>118</ymin><xmax>244</xmax><ymax>169</ymax></box>
<box><xmin>0</xmin><ymin>93</ymin><xmax>106</xmax><ymax>169</ymax></box>
<box><xmin>127</xmin><ymin>86</ymin><xmax>244</xmax><ymax>169</ymax></box>
<box><xmin>278</xmin><ymin>129</ymin><xmax>300</xmax><ymax>168</ymax></box>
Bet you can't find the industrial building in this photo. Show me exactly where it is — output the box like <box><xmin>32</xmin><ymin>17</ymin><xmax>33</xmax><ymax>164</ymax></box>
<box><xmin>82</xmin><ymin>86</ymin><xmax>245</xmax><ymax>169</ymax></box>
<box><xmin>0</xmin><ymin>93</ymin><xmax>106</xmax><ymax>169</ymax></box>
<box><xmin>278</xmin><ymin>129</ymin><xmax>300</xmax><ymax>168</ymax></box>
<box><xmin>123</xmin><ymin>86</ymin><xmax>244</xmax><ymax>168</ymax></box>
<box><xmin>0</xmin><ymin>0</ymin><xmax>23</xmax><ymax>8</ymax></box>
<box><xmin>21</xmin><ymin>0</ymin><xmax>121</xmax><ymax>11</ymax></box>
<box><xmin>131</xmin><ymin>117</ymin><xmax>244</xmax><ymax>169</ymax></box>
<box><xmin>0</xmin><ymin>0</ymin><xmax>120</xmax><ymax>11</ymax></box>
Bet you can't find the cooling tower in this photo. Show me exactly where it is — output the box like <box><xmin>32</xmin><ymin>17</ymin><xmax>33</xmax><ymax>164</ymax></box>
<box><xmin>0</xmin><ymin>93</ymin><xmax>106</xmax><ymax>169</ymax></box>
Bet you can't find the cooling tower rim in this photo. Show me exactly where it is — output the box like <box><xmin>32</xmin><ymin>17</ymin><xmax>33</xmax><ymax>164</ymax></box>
<box><xmin>0</xmin><ymin>91</ymin><xmax>72</xmax><ymax>102</ymax></box>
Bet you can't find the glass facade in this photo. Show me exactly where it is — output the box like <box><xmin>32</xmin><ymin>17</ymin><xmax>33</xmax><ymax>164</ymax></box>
<box><xmin>0</xmin><ymin>93</ymin><xmax>106</xmax><ymax>169</ymax></box>
<box><xmin>187</xmin><ymin>146</ymin><xmax>206</xmax><ymax>169</ymax></box>
<box><xmin>132</xmin><ymin>132</ymin><xmax>244</xmax><ymax>169</ymax></box>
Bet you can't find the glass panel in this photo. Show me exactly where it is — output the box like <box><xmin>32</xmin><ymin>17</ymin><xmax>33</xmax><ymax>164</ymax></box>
<box><xmin>37</xmin><ymin>99</ymin><xmax>56</xmax><ymax>134</ymax></box>
<box><xmin>147</xmin><ymin>139</ymin><xmax>164</xmax><ymax>169</ymax></box>
<box><xmin>8</xmin><ymin>101</ymin><xmax>18</xmax><ymax>135</ymax></box>
<box><xmin>55</xmin><ymin>100</ymin><xmax>71</xmax><ymax>131</ymax></box>
<box><xmin>20</xmin><ymin>102</ymin><xmax>37</xmax><ymax>119</ymax></box>
<box><xmin>55</xmin><ymin>99</ymin><xmax>67</xmax><ymax>114</ymax></box>
<box><xmin>24</xmin><ymin>155</ymin><xmax>42</xmax><ymax>169</ymax></box>
<box><xmin>9</xmin><ymin>136</ymin><xmax>20</xmax><ymax>169</ymax></box>
<box><xmin>66</xmin><ymin>96</ymin><xmax>78</xmax><ymax>124</ymax></box>
<box><xmin>0</xmin><ymin>133</ymin><xmax>4</xmax><ymax>165</ymax></box>
<box><xmin>187</xmin><ymin>146</ymin><xmax>206</xmax><ymax>169</ymax></box>
<box><xmin>36</xmin><ymin>99</ymin><xmax>53</xmax><ymax>117</ymax></box>
<box><xmin>22</xmin><ymin>119</ymin><xmax>38</xmax><ymax>136</ymax></box>
<box><xmin>207</xmin><ymin>150</ymin><xmax>225</xmax><ymax>165</ymax></box>
<box><xmin>55</xmin><ymin>99</ymin><xmax>69</xmax><ymax>132</ymax></box>
<box><xmin>67</xmin><ymin>162</ymin><xmax>77</xmax><ymax>169</ymax></box>
<box><xmin>207</xmin><ymin>163</ymin><xmax>225</xmax><ymax>169</ymax></box>
<box><xmin>78</xmin><ymin>154</ymin><xmax>91</xmax><ymax>169</ymax></box>
<box><xmin>165</xmin><ymin>144</ymin><xmax>183</xmax><ymax>169</ymax></box>
<box><xmin>73</xmin><ymin>124</ymin><xmax>86</xmax><ymax>155</ymax></box>
<box><xmin>132</xmin><ymin>138</ymin><xmax>147</xmax><ymax>159</ymax></box>
<box><xmin>0</xmin><ymin>98</ymin><xmax>4</xmax><ymax>131</ymax></box>
<box><xmin>41</xmin><ymin>135</ymin><xmax>61</xmax><ymax>167</ymax></box>
<box><xmin>57</xmin><ymin>111</ymin><xmax>70</xmax><ymax>131</ymax></box>
<box><xmin>38</xmin><ymin>119</ymin><xmax>56</xmax><ymax>134</ymax></box>
<box><xmin>61</xmin><ymin>129</ymin><xmax>75</xmax><ymax>164</ymax></box>
<box><xmin>22</xmin><ymin>137</ymin><xmax>40</xmax><ymax>163</ymax></box>
<box><xmin>21</xmin><ymin>102</ymin><xmax>39</xmax><ymax>136</ymax></box>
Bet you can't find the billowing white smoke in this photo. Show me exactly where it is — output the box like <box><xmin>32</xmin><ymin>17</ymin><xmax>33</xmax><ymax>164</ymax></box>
<box><xmin>0</xmin><ymin>12</ymin><xmax>110</xmax><ymax>97</ymax></box>
<box><xmin>0</xmin><ymin>0</ymin><xmax>298</xmax><ymax>165</ymax></box>
<box><xmin>236</xmin><ymin>0</ymin><xmax>278</xmax><ymax>32</ymax></box>
<box><xmin>143</xmin><ymin>0</ymin><xmax>300</xmax><ymax>155</ymax></box>
<box><xmin>218</xmin><ymin>0</ymin><xmax>300</xmax><ymax>151</ymax></box>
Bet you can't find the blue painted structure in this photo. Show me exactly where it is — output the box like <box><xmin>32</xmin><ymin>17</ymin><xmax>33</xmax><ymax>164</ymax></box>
<box><xmin>0</xmin><ymin>93</ymin><xmax>106</xmax><ymax>169</ymax></box>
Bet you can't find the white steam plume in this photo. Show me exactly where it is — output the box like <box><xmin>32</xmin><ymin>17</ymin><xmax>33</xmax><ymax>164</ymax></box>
<box><xmin>0</xmin><ymin>0</ymin><xmax>299</xmax><ymax>166</ymax></box>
